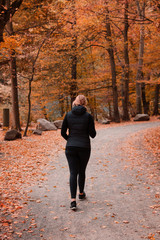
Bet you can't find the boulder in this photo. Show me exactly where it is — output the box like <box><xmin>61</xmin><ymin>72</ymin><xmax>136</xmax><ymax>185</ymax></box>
<box><xmin>102</xmin><ymin>119</ymin><xmax>111</xmax><ymax>124</ymax></box>
<box><xmin>134</xmin><ymin>114</ymin><xmax>150</xmax><ymax>121</ymax></box>
<box><xmin>53</xmin><ymin>120</ymin><xmax>63</xmax><ymax>129</ymax></box>
<box><xmin>33</xmin><ymin>129</ymin><xmax>42</xmax><ymax>135</ymax></box>
<box><xmin>4</xmin><ymin>129</ymin><xmax>22</xmax><ymax>141</ymax></box>
<box><xmin>37</xmin><ymin>118</ymin><xmax>57</xmax><ymax>131</ymax></box>
<box><xmin>98</xmin><ymin>118</ymin><xmax>111</xmax><ymax>124</ymax></box>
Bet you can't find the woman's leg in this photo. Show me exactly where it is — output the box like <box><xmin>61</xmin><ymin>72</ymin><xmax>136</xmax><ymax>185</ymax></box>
<box><xmin>65</xmin><ymin>147</ymin><xmax>79</xmax><ymax>200</ymax></box>
<box><xmin>78</xmin><ymin>148</ymin><xmax>91</xmax><ymax>194</ymax></box>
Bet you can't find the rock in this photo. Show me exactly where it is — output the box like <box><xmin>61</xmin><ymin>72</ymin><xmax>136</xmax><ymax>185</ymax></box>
<box><xmin>98</xmin><ymin>118</ymin><xmax>111</xmax><ymax>124</ymax></box>
<box><xmin>33</xmin><ymin>129</ymin><xmax>42</xmax><ymax>135</ymax></box>
<box><xmin>102</xmin><ymin>119</ymin><xmax>111</xmax><ymax>124</ymax></box>
<box><xmin>4</xmin><ymin>129</ymin><xmax>22</xmax><ymax>141</ymax></box>
<box><xmin>37</xmin><ymin>118</ymin><xmax>57</xmax><ymax>131</ymax></box>
<box><xmin>53</xmin><ymin>120</ymin><xmax>63</xmax><ymax>129</ymax></box>
<box><xmin>134</xmin><ymin>114</ymin><xmax>150</xmax><ymax>121</ymax></box>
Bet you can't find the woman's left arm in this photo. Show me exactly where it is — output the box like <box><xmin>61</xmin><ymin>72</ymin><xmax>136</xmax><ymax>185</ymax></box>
<box><xmin>61</xmin><ymin>114</ymin><xmax>68</xmax><ymax>140</ymax></box>
<box><xmin>88</xmin><ymin>114</ymin><xmax>96</xmax><ymax>138</ymax></box>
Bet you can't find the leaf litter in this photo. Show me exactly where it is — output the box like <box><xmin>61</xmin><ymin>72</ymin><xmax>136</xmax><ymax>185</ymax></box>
<box><xmin>0</xmin><ymin>119</ymin><xmax>159</xmax><ymax>239</ymax></box>
<box><xmin>0</xmin><ymin>129</ymin><xmax>63</xmax><ymax>239</ymax></box>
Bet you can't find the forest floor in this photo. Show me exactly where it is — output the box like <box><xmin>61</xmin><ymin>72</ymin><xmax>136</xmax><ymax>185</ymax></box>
<box><xmin>0</xmin><ymin>117</ymin><xmax>160</xmax><ymax>240</ymax></box>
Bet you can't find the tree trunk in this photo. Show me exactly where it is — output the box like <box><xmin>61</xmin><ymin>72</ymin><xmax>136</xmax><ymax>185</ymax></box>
<box><xmin>153</xmin><ymin>84</ymin><xmax>160</xmax><ymax>115</ymax></box>
<box><xmin>59</xmin><ymin>94</ymin><xmax>65</xmax><ymax>117</ymax></box>
<box><xmin>24</xmin><ymin>78</ymin><xmax>32</xmax><ymax>136</ymax></box>
<box><xmin>108</xmin><ymin>101</ymin><xmax>112</xmax><ymax>119</ymax></box>
<box><xmin>10</xmin><ymin>50</ymin><xmax>21</xmax><ymax>130</ymax></box>
<box><xmin>66</xmin><ymin>96</ymin><xmax>69</xmax><ymax>112</ymax></box>
<box><xmin>6</xmin><ymin>0</ymin><xmax>21</xmax><ymax>131</ymax></box>
<box><xmin>105</xmin><ymin>6</ymin><xmax>120</xmax><ymax>122</ymax></box>
<box><xmin>122</xmin><ymin>0</ymin><xmax>130</xmax><ymax>120</ymax></box>
<box><xmin>42</xmin><ymin>106</ymin><xmax>48</xmax><ymax>120</ymax></box>
<box><xmin>0</xmin><ymin>0</ymin><xmax>6</xmax><ymax>42</ymax></box>
<box><xmin>120</xmin><ymin>71</ymin><xmax>125</xmax><ymax>115</ymax></box>
<box><xmin>136</xmin><ymin>0</ymin><xmax>145</xmax><ymax>114</ymax></box>
<box><xmin>93</xmin><ymin>96</ymin><xmax>98</xmax><ymax>121</ymax></box>
<box><xmin>88</xmin><ymin>96</ymin><xmax>97</xmax><ymax>119</ymax></box>
<box><xmin>23</xmin><ymin>29</ymin><xmax>55</xmax><ymax>136</ymax></box>
<box><xmin>70</xmin><ymin>0</ymin><xmax>77</xmax><ymax>107</ymax></box>
<box><xmin>141</xmin><ymin>82</ymin><xmax>149</xmax><ymax>114</ymax></box>
<box><xmin>70</xmin><ymin>51</ymin><xmax>77</xmax><ymax>105</ymax></box>
<box><xmin>88</xmin><ymin>97</ymin><xmax>95</xmax><ymax>118</ymax></box>
<box><xmin>0</xmin><ymin>26</ymin><xmax>5</xmax><ymax>42</ymax></box>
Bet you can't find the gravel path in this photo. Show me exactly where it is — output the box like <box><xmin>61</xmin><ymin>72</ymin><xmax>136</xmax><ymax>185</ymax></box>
<box><xmin>13</xmin><ymin>121</ymin><xmax>160</xmax><ymax>240</ymax></box>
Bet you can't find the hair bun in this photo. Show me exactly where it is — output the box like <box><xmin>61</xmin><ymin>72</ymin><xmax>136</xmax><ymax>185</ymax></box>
<box><xmin>72</xmin><ymin>95</ymin><xmax>87</xmax><ymax>107</ymax></box>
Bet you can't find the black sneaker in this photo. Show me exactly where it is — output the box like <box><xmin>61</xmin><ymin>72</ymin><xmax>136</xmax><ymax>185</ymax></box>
<box><xmin>79</xmin><ymin>192</ymin><xmax>86</xmax><ymax>200</ymax></box>
<box><xmin>70</xmin><ymin>201</ymin><xmax>77</xmax><ymax>210</ymax></box>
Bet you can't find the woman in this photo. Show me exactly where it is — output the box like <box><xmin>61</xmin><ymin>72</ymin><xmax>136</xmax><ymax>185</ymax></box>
<box><xmin>61</xmin><ymin>95</ymin><xmax>96</xmax><ymax>210</ymax></box>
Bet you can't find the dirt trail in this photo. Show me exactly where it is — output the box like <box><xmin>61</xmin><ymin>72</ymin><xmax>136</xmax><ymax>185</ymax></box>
<box><xmin>12</xmin><ymin>121</ymin><xmax>160</xmax><ymax>240</ymax></box>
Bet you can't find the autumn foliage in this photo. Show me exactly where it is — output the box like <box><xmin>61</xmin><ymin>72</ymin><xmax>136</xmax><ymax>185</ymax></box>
<box><xmin>0</xmin><ymin>0</ymin><xmax>160</xmax><ymax>126</ymax></box>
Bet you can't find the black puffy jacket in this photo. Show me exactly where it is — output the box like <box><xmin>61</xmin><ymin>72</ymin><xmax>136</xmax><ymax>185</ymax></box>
<box><xmin>61</xmin><ymin>105</ymin><xmax>96</xmax><ymax>148</ymax></box>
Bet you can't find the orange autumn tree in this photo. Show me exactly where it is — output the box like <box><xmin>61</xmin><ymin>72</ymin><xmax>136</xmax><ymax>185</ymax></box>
<box><xmin>0</xmin><ymin>0</ymin><xmax>23</xmax><ymax>130</ymax></box>
<box><xmin>10</xmin><ymin>0</ymin><xmax>64</xmax><ymax>125</ymax></box>
<box><xmin>144</xmin><ymin>1</ymin><xmax>160</xmax><ymax>115</ymax></box>
<box><xmin>27</xmin><ymin>0</ymin><xmax>160</xmax><ymax>120</ymax></box>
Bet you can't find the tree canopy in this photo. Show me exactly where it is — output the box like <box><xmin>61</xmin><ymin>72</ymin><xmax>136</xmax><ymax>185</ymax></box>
<box><xmin>0</xmin><ymin>0</ymin><xmax>160</xmax><ymax>127</ymax></box>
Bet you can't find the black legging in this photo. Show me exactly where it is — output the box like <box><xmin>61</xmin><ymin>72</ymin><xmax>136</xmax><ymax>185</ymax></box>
<box><xmin>65</xmin><ymin>147</ymin><xmax>91</xmax><ymax>199</ymax></box>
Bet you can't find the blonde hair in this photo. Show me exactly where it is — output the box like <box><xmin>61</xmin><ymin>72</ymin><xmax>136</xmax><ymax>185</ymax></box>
<box><xmin>72</xmin><ymin>95</ymin><xmax>87</xmax><ymax>107</ymax></box>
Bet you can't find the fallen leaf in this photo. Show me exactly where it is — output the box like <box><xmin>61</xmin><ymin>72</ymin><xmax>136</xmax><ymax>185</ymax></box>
<box><xmin>147</xmin><ymin>234</ymin><xmax>155</xmax><ymax>240</ymax></box>
<box><xmin>101</xmin><ymin>226</ymin><xmax>107</xmax><ymax>229</ymax></box>
<box><xmin>106</xmin><ymin>203</ymin><xmax>112</xmax><ymax>206</ymax></box>
<box><xmin>40</xmin><ymin>229</ymin><xmax>45</xmax><ymax>232</ymax></box>
<box><xmin>15</xmin><ymin>232</ymin><xmax>22</xmax><ymax>237</ymax></box>
<box><xmin>3</xmin><ymin>222</ymin><xmax>9</xmax><ymax>227</ymax></box>
<box><xmin>155</xmin><ymin>193</ymin><xmax>160</xmax><ymax>198</ymax></box>
<box><xmin>123</xmin><ymin>220</ymin><xmax>129</xmax><ymax>224</ymax></box>
<box><xmin>90</xmin><ymin>177</ymin><xmax>97</xmax><ymax>180</ymax></box>
<box><xmin>60</xmin><ymin>227</ymin><xmax>69</xmax><ymax>231</ymax></box>
<box><xmin>69</xmin><ymin>234</ymin><xmax>76</xmax><ymax>238</ymax></box>
<box><xmin>150</xmin><ymin>205</ymin><xmax>160</xmax><ymax>209</ymax></box>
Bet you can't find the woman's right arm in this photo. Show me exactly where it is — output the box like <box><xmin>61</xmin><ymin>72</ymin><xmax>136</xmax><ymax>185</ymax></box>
<box><xmin>61</xmin><ymin>114</ymin><xmax>68</xmax><ymax>140</ymax></box>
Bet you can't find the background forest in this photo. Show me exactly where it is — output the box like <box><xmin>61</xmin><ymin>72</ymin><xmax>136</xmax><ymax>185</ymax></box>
<box><xmin>0</xmin><ymin>0</ymin><xmax>160</xmax><ymax>130</ymax></box>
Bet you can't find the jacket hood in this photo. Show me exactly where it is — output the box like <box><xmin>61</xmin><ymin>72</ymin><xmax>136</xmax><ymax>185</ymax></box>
<box><xmin>72</xmin><ymin>105</ymin><xmax>86</xmax><ymax>115</ymax></box>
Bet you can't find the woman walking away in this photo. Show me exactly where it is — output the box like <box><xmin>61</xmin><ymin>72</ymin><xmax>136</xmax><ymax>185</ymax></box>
<box><xmin>61</xmin><ymin>95</ymin><xmax>96</xmax><ymax>211</ymax></box>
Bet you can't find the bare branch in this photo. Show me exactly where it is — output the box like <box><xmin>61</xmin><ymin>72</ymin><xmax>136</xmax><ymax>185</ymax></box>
<box><xmin>82</xmin><ymin>44</ymin><xmax>107</xmax><ymax>51</ymax></box>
